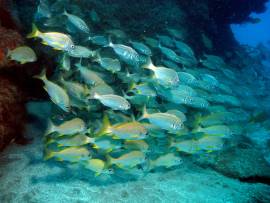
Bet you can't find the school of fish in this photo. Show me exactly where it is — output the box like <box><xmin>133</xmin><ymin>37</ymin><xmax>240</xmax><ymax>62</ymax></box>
<box><xmin>18</xmin><ymin>0</ymin><xmax>270</xmax><ymax>177</ymax></box>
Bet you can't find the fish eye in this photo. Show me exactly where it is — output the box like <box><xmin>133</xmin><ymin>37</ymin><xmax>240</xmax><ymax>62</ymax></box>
<box><xmin>71</xmin><ymin>44</ymin><xmax>75</xmax><ymax>49</ymax></box>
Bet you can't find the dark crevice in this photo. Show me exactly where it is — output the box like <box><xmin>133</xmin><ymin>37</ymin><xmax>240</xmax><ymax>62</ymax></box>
<box><xmin>238</xmin><ymin>176</ymin><xmax>270</xmax><ymax>185</ymax></box>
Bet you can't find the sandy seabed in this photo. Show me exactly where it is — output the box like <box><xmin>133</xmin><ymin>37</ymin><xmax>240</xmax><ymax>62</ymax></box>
<box><xmin>0</xmin><ymin>103</ymin><xmax>269</xmax><ymax>203</ymax></box>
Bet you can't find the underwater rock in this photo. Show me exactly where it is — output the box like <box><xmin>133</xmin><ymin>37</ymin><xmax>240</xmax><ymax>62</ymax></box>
<box><xmin>0</xmin><ymin>75</ymin><xmax>27</xmax><ymax>151</ymax></box>
<box><xmin>194</xmin><ymin>147</ymin><xmax>270</xmax><ymax>180</ymax></box>
<box><xmin>0</xmin><ymin>26</ymin><xmax>24</xmax><ymax>68</ymax></box>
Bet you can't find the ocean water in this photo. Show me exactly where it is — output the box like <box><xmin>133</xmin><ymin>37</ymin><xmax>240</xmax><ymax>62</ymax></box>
<box><xmin>1</xmin><ymin>0</ymin><xmax>270</xmax><ymax>202</ymax></box>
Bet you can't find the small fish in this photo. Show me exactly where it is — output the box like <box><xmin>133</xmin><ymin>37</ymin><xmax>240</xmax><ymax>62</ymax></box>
<box><xmin>87</xmin><ymin>35</ymin><xmax>109</xmax><ymax>46</ymax></box>
<box><xmin>170</xmin><ymin>139</ymin><xmax>198</xmax><ymax>154</ymax></box>
<box><xmin>197</xmin><ymin>136</ymin><xmax>224</xmax><ymax>152</ymax></box>
<box><xmin>99</xmin><ymin>115</ymin><xmax>148</xmax><ymax>140</ymax></box>
<box><xmin>60</xmin><ymin>77</ymin><xmax>89</xmax><ymax>101</ymax></box>
<box><xmin>158</xmin><ymin>43</ymin><xmax>182</xmax><ymax>63</ymax></box>
<box><xmin>34</xmin><ymin>70</ymin><xmax>70</xmax><ymax>112</ymax></box>
<box><xmin>124</xmin><ymin>140</ymin><xmax>149</xmax><ymax>153</ymax></box>
<box><xmin>143</xmin><ymin>36</ymin><xmax>159</xmax><ymax>48</ymax></box>
<box><xmin>166</xmin><ymin>28</ymin><xmax>185</xmax><ymax>40</ymax></box>
<box><xmin>129</xmin><ymin>82</ymin><xmax>156</xmax><ymax>97</ymax></box>
<box><xmin>143</xmin><ymin>58</ymin><xmax>179</xmax><ymax>87</ymax></box>
<box><xmin>107</xmin><ymin>38</ymin><xmax>140</xmax><ymax>67</ymax></box>
<box><xmin>161</xmin><ymin>59</ymin><xmax>179</xmax><ymax>70</ymax></box>
<box><xmin>68</xmin><ymin>46</ymin><xmax>94</xmax><ymax>58</ymax></box>
<box><xmin>59</xmin><ymin>53</ymin><xmax>70</xmax><ymax>71</ymax></box>
<box><xmin>140</xmin><ymin>107</ymin><xmax>184</xmax><ymax>131</ymax></box>
<box><xmin>194</xmin><ymin>125</ymin><xmax>232</xmax><ymax>138</ymax></box>
<box><xmin>7</xmin><ymin>46</ymin><xmax>37</xmax><ymax>64</ymax></box>
<box><xmin>92</xmin><ymin>93</ymin><xmax>131</xmax><ymax>110</ymax></box>
<box><xmin>106</xmin><ymin>29</ymin><xmax>127</xmax><ymax>39</ymax></box>
<box><xmin>89</xmin><ymin>83</ymin><xmax>115</xmax><ymax>95</ymax></box>
<box><xmin>47</xmin><ymin>133</ymin><xmax>92</xmax><ymax>147</ymax></box>
<box><xmin>107</xmin><ymin>151</ymin><xmax>146</xmax><ymax>169</ymax></box>
<box><xmin>89</xmin><ymin>9</ymin><xmax>100</xmax><ymax>23</ymax></box>
<box><xmin>156</xmin><ymin>35</ymin><xmax>174</xmax><ymax>47</ymax></box>
<box><xmin>177</xmin><ymin>71</ymin><xmax>197</xmax><ymax>86</ymax></box>
<box><xmin>129</xmin><ymin>40</ymin><xmax>152</xmax><ymax>56</ymax></box>
<box><xmin>75</xmin><ymin>63</ymin><xmax>105</xmax><ymax>86</ymax></box>
<box><xmin>93</xmin><ymin>54</ymin><xmax>121</xmax><ymax>73</ymax></box>
<box><xmin>166</xmin><ymin>110</ymin><xmax>187</xmax><ymax>123</ymax></box>
<box><xmin>89</xmin><ymin>136</ymin><xmax>122</xmax><ymax>152</ymax></box>
<box><xmin>174</xmin><ymin>40</ymin><xmax>195</xmax><ymax>59</ymax></box>
<box><xmin>82</xmin><ymin>158</ymin><xmax>113</xmax><ymax>176</ymax></box>
<box><xmin>27</xmin><ymin>24</ymin><xmax>74</xmax><ymax>51</ymax></box>
<box><xmin>44</xmin><ymin>146</ymin><xmax>90</xmax><ymax>162</ymax></box>
<box><xmin>63</xmin><ymin>9</ymin><xmax>90</xmax><ymax>33</ymax></box>
<box><xmin>35</xmin><ymin>0</ymin><xmax>51</xmax><ymax>20</ymax></box>
<box><xmin>46</xmin><ymin>118</ymin><xmax>86</xmax><ymax>135</ymax></box>
<box><xmin>149</xmin><ymin>153</ymin><xmax>182</xmax><ymax>170</ymax></box>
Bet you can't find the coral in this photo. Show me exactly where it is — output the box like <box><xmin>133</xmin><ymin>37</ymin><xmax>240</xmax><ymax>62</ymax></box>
<box><xmin>0</xmin><ymin>26</ymin><xmax>24</xmax><ymax>68</ymax></box>
<box><xmin>0</xmin><ymin>75</ymin><xmax>27</xmax><ymax>151</ymax></box>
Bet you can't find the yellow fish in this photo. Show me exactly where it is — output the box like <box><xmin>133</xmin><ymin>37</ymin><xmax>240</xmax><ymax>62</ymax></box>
<box><xmin>98</xmin><ymin>115</ymin><xmax>148</xmax><ymax>140</ymax></box>
<box><xmin>27</xmin><ymin>24</ymin><xmax>74</xmax><ymax>51</ymax></box>
<box><xmin>44</xmin><ymin>147</ymin><xmax>90</xmax><ymax>162</ymax></box>
<box><xmin>47</xmin><ymin>134</ymin><xmax>91</xmax><ymax>147</ymax></box>
<box><xmin>82</xmin><ymin>158</ymin><xmax>113</xmax><ymax>176</ymax></box>
<box><xmin>149</xmin><ymin>153</ymin><xmax>182</xmax><ymax>170</ymax></box>
<box><xmin>107</xmin><ymin>151</ymin><xmax>146</xmax><ymax>169</ymax></box>
<box><xmin>124</xmin><ymin>140</ymin><xmax>149</xmax><ymax>152</ymax></box>
<box><xmin>46</xmin><ymin>118</ymin><xmax>86</xmax><ymax>136</ymax></box>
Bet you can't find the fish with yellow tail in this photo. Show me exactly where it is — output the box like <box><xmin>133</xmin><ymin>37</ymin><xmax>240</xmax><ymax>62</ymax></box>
<box><xmin>139</xmin><ymin>106</ymin><xmax>184</xmax><ymax>132</ymax></box>
<box><xmin>81</xmin><ymin>158</ymin><xmax>114</xmax><ymax>176</ymax></box>
<box><xmin>106</xmin><ymin>151</ymin><xmax>146</xmax><ymax>169</ymax></box>
<box><xmin>44</xmin><ymin>146</ymin><xmax>90</xmax><ymax>162</ymax></box>
<box><xmin>97</xmin><ymin>115</ymin><xmax>148</xmax><ymax>140</ymax></box>
<box><xmin>91</xmin><ymin>92</ymin><xmax>131</xmax><ymax>111</ymax></box>
<box><xmin>148</xmin><ymin>153</ymin><xmax>182</xmax><ymax>170</ymax></box>
<box><xmin>46</xmin><ymin>118</ymin><xmax>86</xmax><ymax>136</ymax></box>
<box><xmin>27</xmin><ymin>24</ymin><xmax>75</xmax><ymax>51</ymax></box>
<box><xmin>34</xmin><ymin>69</ymin><xmax>70</xmax><ymax>112</ymax></box>
<box><xmin>46</xmin><ymin>133</ymin><xmax>91</xmax><ymax>147</ymax></box>
<box><xmin>142</xmin><ymin>57</ymin><xmax>179</xmax><ymax>87</ymax></box>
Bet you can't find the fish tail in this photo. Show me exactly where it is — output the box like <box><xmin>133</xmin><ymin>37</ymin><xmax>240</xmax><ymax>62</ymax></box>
<box><xmin>95</xmin><ymin>114</ymin><xmax>111</xmax><ymax>136</ymax></box>
<box><xmin>138</xmin><ymin>105</ymin><xmax>149</xmax><ymax>121</ymax></box>
<box><xmin>33</xmin><ymin>69</ymin><xmax>47</xmax><ymax>81</ymax></box>
<box><xmin>44</xmin><ymin>149</ymin><xmax>55</xmax><ymax>160</ymax></box>
<box><xmin>142</xmin><ymin>57</ymin><xmax>154</xmax><ymax>70</ymax></box>
<box><xmin>63</xmin><ymin>8</ymin><xmax>68</xmax><ymax>16</ymax></box>
<box><xmin>104</xmin><ymin>35</ymin><xmax>113</xmax><ymax>47</ymax></box>
<box><xmin>105</xmin><ymin>154</ymin><xmax>115</xmax><ymax>166</ymax></box>
<box><xmin>27</xmin><ymin>24</ymin><xmax>41</xmax><ymax>38</ymax></box>
<box><xmin>45</xmin><ymin>119</ymin><xmax>55</xmax><ymax>135</ymax></box>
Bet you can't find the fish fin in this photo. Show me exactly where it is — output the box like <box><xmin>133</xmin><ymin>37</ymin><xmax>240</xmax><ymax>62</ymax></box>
<box><xmin>104</xmin><ymin>35</ymin><xmax>113</xmax><ymax>47</ymax></box>
<box><xmin>95</xmin><ymin>114</ymin><xmax>111</xmax><ymax>136</ymax></box>
<box><xmin>95</xmin><ymin>172</ymin><xmax>101</xmax><ymax>177</ymax></box>
<box><xmin>105</xmin><ymin>154</ymin><xmax>114</xmax><ymax>166</ymax></box>
<box><xmin>63</xmin><ymin>9</ymin><xmax>68</xmax><ymax>16</ymax></box>
<box><xmin>45</xmin><ymin>119</ymin><xmax>56</xmax><ymax>135</ymax></box>
<box><xmin>41</xmin><ymin>41</ymin><xmax>48</xmax><ymax>45</ymax></box>
<box><xmin>33</xmin><ymin>69</ymin><xmax>47</xmax><ymax>81</ymax></box>
<box><xmin>138</xmin><ymin>105</ymin><xmax>149</xmax><ymax>121</ymax></box>
<box><xmin>92</xmin><ymin>144</ymin><xmax>99</xmax><ymax>149</ymax></box>
<box><xmin>142</xmin><ymin>57</ymin><xmax>154</xmax><ymax>70</ymax></box>
<box><xmin>53</xmin><ymin>47</ymin><xmax>62</xmax><ymax>51</ymax></box>
<box><xmin>45</xmin><ymin>137</ymin><xmax>55</xmax><ymax>145</ymax></box>
<box><xmin>44</xmin><ymin>150</ymin><xmax>55</xmax><ymax>160</ymax></box>
<box><xmin>56</xmin><ymin>157</ymin><xmax>64</xmax><ymax>162</ymax></box>
<box><xmin>6</xmin><ymin>49</ymin><xmax>11</xmax><ymax>58</ymax></box>
<box><xmin>27</xmin><ymin>24</ymin><xmax>41</xmax><ymax>38</ymax></box>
